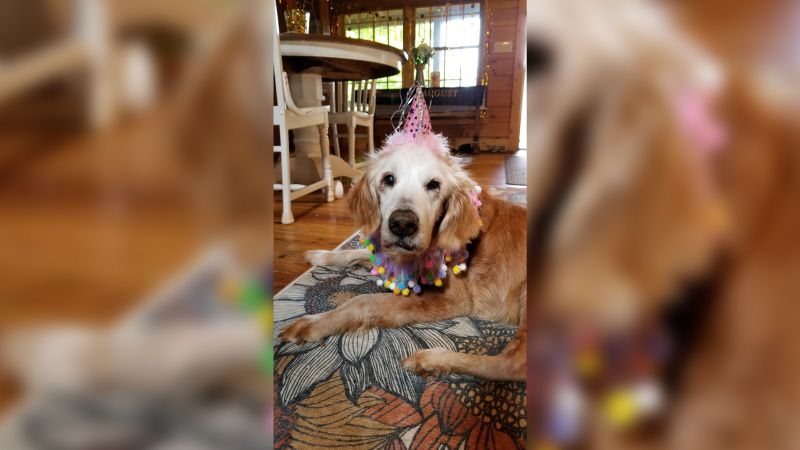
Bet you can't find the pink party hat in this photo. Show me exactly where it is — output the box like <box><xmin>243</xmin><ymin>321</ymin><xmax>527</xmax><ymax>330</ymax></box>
<box><xmin>402</xmin><ymin>86</ymin><xmax>433</xmax><ymax>138</ymax></box>
<box><xmin>382</xmin><ymin>85</ymin><xmax>449</xmax><ymax>156</ymax></box>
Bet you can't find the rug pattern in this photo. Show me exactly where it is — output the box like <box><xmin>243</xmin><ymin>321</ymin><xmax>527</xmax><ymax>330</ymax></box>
<box><xmin>273</xmin><ymin>239</ymin><xmax>528</xmax><ymax>450</ymax></box>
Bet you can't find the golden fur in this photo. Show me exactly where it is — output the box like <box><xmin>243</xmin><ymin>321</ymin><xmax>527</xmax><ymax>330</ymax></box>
<box><xmin>281</xmin><ymin>149</ymin><xmax>528</xmax><ymax>381</ymax></box>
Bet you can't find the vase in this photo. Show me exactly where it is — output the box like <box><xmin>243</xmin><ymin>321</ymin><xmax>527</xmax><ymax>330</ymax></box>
<box><xmin>285</xmin><ymin>9</ymin><xmax>310</xmax><ymax>34</ymax></box>
<box><xmin>415</xmin><ymin>64</ymin><xmax>426</xmax><ymax>86</ymax></box>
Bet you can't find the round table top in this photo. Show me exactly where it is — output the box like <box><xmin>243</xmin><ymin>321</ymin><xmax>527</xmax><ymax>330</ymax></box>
<box><xmin>280</xmin><ymin>34</ymin><xmax>407</xmax><ymax>81</ymax></box>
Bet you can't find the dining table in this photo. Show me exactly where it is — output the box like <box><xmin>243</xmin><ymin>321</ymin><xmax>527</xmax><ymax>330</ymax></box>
<box><xmin>278</xmin><ymin>34</ymin><xmax>407</xmax><ymax>189</ymax></box>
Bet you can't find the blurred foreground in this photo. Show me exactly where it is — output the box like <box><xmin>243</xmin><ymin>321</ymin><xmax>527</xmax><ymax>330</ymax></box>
<box><xmin>0</xmin><ymin>0</ymin><xmax>273</xmax><ymax>447</ymax></box>
<box><xmin>527</xmin><ymin>0</ymin><xmax>800</xmax><ymax>448</ymax></box>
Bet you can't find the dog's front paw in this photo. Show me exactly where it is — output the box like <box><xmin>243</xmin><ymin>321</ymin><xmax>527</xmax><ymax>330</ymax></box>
<box><xmin>279</xmin><ymin>315</ymin><xmax>327</xmax><ymax>344</ymax></box>
<box><xmin>304</xmin><ymin>250</ymin><xmax>330</xmax><ymax>266</ymax></box>
<box><xmin>402</xmin><ymin>348</ymin><xmax>453</xmax><ymax>377</ymax></box>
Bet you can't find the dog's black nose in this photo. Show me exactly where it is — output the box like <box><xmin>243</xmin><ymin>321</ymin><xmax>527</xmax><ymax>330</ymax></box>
<box><xmin>388</xmin><ymin>209</ymin><xmax>419</xmax><ymax>238</ymax></box>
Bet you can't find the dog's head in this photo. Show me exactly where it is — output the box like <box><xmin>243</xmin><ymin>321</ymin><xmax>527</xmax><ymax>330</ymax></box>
<box><xmin>528</xmin><ymin>0</ymin><xmax>727</xmax><ymax>331</ymax></box>
<box><xmin>348</xmin><ymin>135</ymin><xmax>481</xmax><ymax>261</ymax></box>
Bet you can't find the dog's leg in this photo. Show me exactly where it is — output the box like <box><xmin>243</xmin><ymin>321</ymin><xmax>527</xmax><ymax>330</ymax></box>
<box><xmin>279</xmin><ymin>293</ymin><xmax>470</xmax><ymax>344</ymax></box>
<box><xmin>304</xmin><ymin>248</ymin><xmax>371</xmax><ymax>268</ymax></box>
<box><xmin>403</xmin><ymin>291</ymin><xmax>528</xmax><ymax>382</ymax></box>
<box><xmin>402</xmin><ymin>326</ymin><xmax>527</xmax><ymax>382</ymax></box>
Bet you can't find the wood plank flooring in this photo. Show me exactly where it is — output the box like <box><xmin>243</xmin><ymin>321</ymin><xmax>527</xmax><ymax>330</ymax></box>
<box><xmin>0</xmin><ymin>109</ymin><xmax>205</xmax><ymax>410</ymax></box>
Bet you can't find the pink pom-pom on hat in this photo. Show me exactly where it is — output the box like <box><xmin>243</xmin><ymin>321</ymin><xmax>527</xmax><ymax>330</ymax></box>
<box><xmin>381</xmin><ymin>85</ymin><xmax>449</xmax><ymax>156</ymax></box>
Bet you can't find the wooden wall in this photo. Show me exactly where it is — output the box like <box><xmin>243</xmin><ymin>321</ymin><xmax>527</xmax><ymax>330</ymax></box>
<box><xmin>478</xmin><ymin>0</ymin><xmax>525</xmax><ymax>151</ymax></box>
<box><xmin>327</xmin><ymin>0</ymin><xmax>526</xmax><ymax>152</ymax></box>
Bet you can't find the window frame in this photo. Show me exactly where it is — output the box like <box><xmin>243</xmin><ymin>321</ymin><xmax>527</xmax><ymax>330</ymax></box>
<box><xmin>336</xmin><ymin>1</ymin><xmax>485</xmax><ymax>91</ymax></box>
<box><xmin>413</xmin><ymin>3</ymin><xmax>483</xmax><ymax>88</ymax></box>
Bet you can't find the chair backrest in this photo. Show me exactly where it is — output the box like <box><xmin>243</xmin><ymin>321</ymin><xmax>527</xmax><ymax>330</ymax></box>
<box><xmin>329</xmin><ymin>79</ymin><xmax>376</xmax><ymax>114</ymax></box>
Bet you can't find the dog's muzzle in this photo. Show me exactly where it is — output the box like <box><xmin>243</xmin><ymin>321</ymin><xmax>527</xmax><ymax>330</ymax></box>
<box><xmin>388</xmin><ymin>209</ymin><xmax>419</xmax><ymax>238</ymax></box>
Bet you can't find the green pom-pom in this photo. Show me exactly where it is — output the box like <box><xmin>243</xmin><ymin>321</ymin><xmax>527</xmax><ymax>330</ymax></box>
<box><xmin>240</xmin><ymin>278</ymin><xmax>266</xmax><ymax>314</ymax></box>
<box><xmin>369</xmin><ymin>254</ymin><xmax>376</xmax><ymax>263</ymax></box>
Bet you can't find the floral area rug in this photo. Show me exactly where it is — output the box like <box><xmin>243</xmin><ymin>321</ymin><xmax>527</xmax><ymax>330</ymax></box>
<box><xmin>273</xmin><ymin>234</ymin><xmax>528</xmax><ymax>449</ymax></box>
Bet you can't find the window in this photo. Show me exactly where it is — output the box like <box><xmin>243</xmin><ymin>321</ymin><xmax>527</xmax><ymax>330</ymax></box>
<box><xmin>415</xmin><ymin>3</ymin><xmax>481</xmax><ymax>87</ymax></box>
<box><xmin>344</xmin><ymin>10</ymin><xmax>404</xmax><ymax>89</ymax></box>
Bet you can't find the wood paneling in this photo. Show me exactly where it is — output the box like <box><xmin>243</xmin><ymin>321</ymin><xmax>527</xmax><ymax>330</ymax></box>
<box><xmin>487</xmin><ymin>90</ymin><xmax>512</xmax><ymax>107</ymax></box>
<box><xmin>478</xmin><ymin>0</ymin><xmax>525</xmax><ymax>151</ymax></box>
<box><xmin>493</xmin><ymin>0</ymin><xmax>520</xmax><ymax>10</ymax></box>
<box><xmin>492</xmin><ymin>59</ymin><xmax>516</xmax><ymax>76</ymax></box>
<box><xmin>507</xmin><ymin>0</ymin><xmax>526</xmax><ymax>150</ymax></box>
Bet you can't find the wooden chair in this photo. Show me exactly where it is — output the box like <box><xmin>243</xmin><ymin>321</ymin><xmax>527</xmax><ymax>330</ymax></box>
<box><xmin>328</xmin><ymin>80</ymin><xmax>377</xmax><ymax>168</ymax></box>
<box><xmin>273</xmin><ymin>9</ymin><xmax>333</xmax><ymax>224</ymax></box>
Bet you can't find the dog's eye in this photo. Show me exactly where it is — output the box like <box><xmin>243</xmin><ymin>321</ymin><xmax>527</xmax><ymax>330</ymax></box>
<box><xmin>425</xmin><ymin>179</ymin><xmax>440</xmax><ymax>191</ymax></box>
<box><xmin>382</xmin><ymin>173</ymin><xmax>395</xmax><ymax>187</ymax></box>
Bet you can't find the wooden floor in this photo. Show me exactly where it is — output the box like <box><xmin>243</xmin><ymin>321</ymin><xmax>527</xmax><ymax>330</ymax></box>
<box><xmin>0</xmin><ymin>107</ymin><xmax>208</xmax><ymax>410</ymax></box>
<box><xmin>273</xmin><ymin>152</ymin><xmax>516</xmax><ymax>292</ymax></box>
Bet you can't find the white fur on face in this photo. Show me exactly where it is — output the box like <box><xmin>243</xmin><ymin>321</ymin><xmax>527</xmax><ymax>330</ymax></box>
<box><xmin>366</xmin><ymin>145</ymin><xmax>459</xmax><ymax>255</ymax></box>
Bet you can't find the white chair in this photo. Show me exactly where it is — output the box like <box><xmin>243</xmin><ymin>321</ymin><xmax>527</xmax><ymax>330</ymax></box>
<box><xmin>273</xmin><ymin>9</ymin><xmax>334</xmax><ymax>224</ymax></box>
<box><xmin>0</xmin><ymin>0</ymin><xmax>114</xmax><ymax>129</ymax></box>
<box><xmin>328</xmin><ymin>79</ymin><xmax>377</xmax><ymax>168</ymax></box>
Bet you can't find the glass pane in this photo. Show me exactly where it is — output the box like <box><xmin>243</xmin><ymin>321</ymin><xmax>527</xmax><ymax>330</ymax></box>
<box><xmin>343</xmin><ymin>9</ymin><xmax>404</xmax><ymax>90</ymax></box>
<box><xmin>414</xmin><ymin>3</ymin><xmax>482</xmax><ymax>87</ymax></box>
<box><xmin>343</xmin><ymin>9</ymin><xmax>404</xmax><ymax>51</ymax></box>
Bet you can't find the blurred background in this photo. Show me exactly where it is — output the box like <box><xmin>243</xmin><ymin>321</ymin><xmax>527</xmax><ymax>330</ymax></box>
<box><xmin>0</xmin><ymin>0</ymin><xmax>272</xmax><ymax>447</ymax></box>
<box><xmin>527</xmin><ymin>0</ymin><xmax>800</xmax><ymax>448</ymax></box>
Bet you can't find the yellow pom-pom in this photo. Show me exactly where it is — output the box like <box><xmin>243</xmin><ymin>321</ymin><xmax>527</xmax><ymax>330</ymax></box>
<box><xmin>604</xmin><ymin>389</ymin><xmax>638</xmax><ymax>428</ymax></box>
<box><xmin>452</xmin><ymin>266</ymin><xmax>461</xmax><ymax>274</ymax></box>
<box><xmin>402</xmin><ymin>288</ymin><xmax>410</xmax><ymax>296</ymax></box>
<box><xmin>260</xmin><ymin>308</ymin><xmax>273</xmax><ymax>329</ymax></box>
<box><xmin>384</xmin><ymin>280</ymin><xmax>391</xmax><ymax>288</ymax></box>
<box><xmin>378</xmin><ymin>266</ymin><xmax>385</xmax><ymax>274</ymax></box>
<box><xmin>445</xmin><ymin>255</ymin><xmax>452</xmax><ymax>262</ymax></box>
<box><xmin>434</xmin><ymin>278</ymin><xmax>443</xmax><ymax>287</ymax></box>
<box><xmin>393</xmin><ymin>288</ymin><xmax>400</xmax><ymax>295</ymax></box>
<box><xmin>368</xmin><ymin>244</ymin><xmax>375</xmax><ymax>251</ymax></box>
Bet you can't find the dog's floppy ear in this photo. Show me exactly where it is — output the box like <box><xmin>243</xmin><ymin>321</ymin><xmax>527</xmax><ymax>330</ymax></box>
<box><xmin>347</xmin><ymin>171</ymin><xmax>381</xmax><ymax>235</ymax></box>
<box><xmin>437</xmin><ymin>175</ymin><xmax>482</xmax><ymax>251</ymax></box>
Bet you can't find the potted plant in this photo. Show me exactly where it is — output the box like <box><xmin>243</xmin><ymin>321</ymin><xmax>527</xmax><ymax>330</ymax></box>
<box><xmin>411</xmin><ymin>42</ymin><xmax>435</xmax><ymax>86</ymax></box>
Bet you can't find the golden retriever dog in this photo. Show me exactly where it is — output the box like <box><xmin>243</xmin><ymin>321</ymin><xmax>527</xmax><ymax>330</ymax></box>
<box><xmin>279</xmin><ymin>140</ymin><xmax>528</xmax><ymax>381</ymax></box>
<box><xmin>529</xmin><ymin>0</ymin><xmax>800</xmax><ymax>448</ymax></box>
